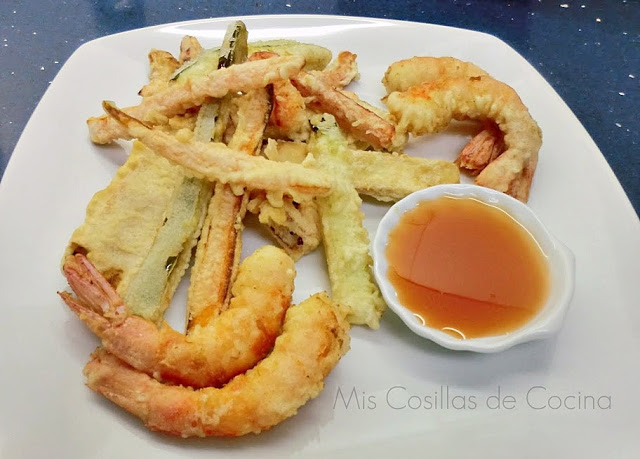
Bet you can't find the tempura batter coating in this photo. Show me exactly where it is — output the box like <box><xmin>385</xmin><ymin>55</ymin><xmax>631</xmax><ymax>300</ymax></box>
<box><xmin>309</xmin><ymin>115</ymin><xmax>386</xmax><ymax>329</ymax></box>
<box><xmin>138</xmin><ymin>50</ymin><xmax>180</xmax><ymax>98</ymax></box>
<box><xmin>187</xmin><ymin>87</ymin><xmax>272</xmax><ymax>329</ymax></box>
<box><xmin>313</xmin><ymin>51</ymin><xmax>359</xmax><ymax>87</ymax></box>
<box><xmin>102</xmin><ymin>102</ymin><xmax>332</xmax><ymax>199</ymax></box>
<box><xmin>293</xmin><ymin>71</ymin><xmax>401</xmax><ymax>151</ymax></box>
<box><xmin>60</xmin><ymin>246</ymin><xmax>295</xmax><ymax>389</ymax></box>
<box><xmin>264</xmin><ymin>139</ymin><xmax>459</xmax><ymax>202</ymax></box>
<box><xmin>83</xmin><ymin>293</ymin><xmax>350</xmax><ymax>437</ymax></box>
<box><xmin>88</xmin><ymin>55</ymin><xmax>305</xmax><ymax>144</ymax></box>
<box><xmin>178</xmin><ymin>35</ymin><xmax>203</xmax><ymax>64</ymax></box>
<box><xmin>382</xmin><ymin>56</ymin><xmax>488</xmax><ymax>93</ymax></box>
<box><xmin>63</xmin><ymin>141</ymin><xmax>206</xmax><ymax>321</ymax></box>
<box><xmin>385</xmin><ymin>75</ymin><xmax>542</xmax><ymax>201</ymax></box>
<box><xmin>349</xmin><ymin>150</ymin><xmax>459</xmax><ymax>202</ymax></box>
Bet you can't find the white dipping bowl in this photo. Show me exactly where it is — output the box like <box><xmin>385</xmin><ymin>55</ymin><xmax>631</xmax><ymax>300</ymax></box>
<box><xmin>372</xmin><ymin>184</ymin><xmax>575</xmax><ymax>353</ymax></box>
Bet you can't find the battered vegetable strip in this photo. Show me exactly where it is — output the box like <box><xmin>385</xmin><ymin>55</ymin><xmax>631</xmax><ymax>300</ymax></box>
<box><xmin>309</xmin><ymin>114</ymin><xmax>386</xmax><ymax>329</ymax></box>
<box><xmin>117</xmin><ymin>40</ymin><xmax>212</xmax><ymax>322</ymax></box>
<box><xmin>265</xmin><ymin>79</ymin><xmax>310</xmax><ymax>141</ymax></box>
<box><xmin>68</xmin><ymin>42</ymin><xmax>211</xmax><ymax>321</ymax></box>
<box><xmin>83</xmin><ymin>292</ymin><xmax>349</xmax><ymax>438</ymax></box>
<box><xmin>385</xmin><ymin>75</ymin><xmax>541</xmax><ymax>201</ymax></box>
<box><xmin>120</xmin><ymin>175</ymin><xmax>211</xmax><ymax>322</ymax></box>
<box><xmin>265</xmin><ymin>139</ymin><xmax>460</xmax><ymax>202</ymax></box>
<box><xmin>87</xmin><ymin>54</ymin><xmax>305</xmax><ymax>144</ymax></box>
<box><xmin>61</xmin><ymin>246</ymin><xmax>294</xmax><ymax>389</ymax></box>
<box><xmin>172</xmin><ymin>39</ymin><xmax>332</xmax><ymax>82</ymax></box>
<box><xmin>187</xmin><ymin>22</ymin><xmax>274</xmax><ymax>329</ymax></box>
<box><xmin>349</xmin><ymin>150</ymin><xmax>459</xmax><ymax>201</ymax></box>
<box><xmin>102</xmin><ymin>102</ymin><xmax>333</xmax><ymax>198</ymax></box>
<box><xmin>63</xmin><ymin>142</ymin><xmax>188</xmax><ymax>304</ymax></box>
<box><xmin>292</xmin><ymin>71</ymin><xmax>400</xmax><ymax>151</ymax></box>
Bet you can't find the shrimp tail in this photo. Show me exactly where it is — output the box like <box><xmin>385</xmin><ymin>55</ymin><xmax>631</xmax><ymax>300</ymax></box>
<box><xmin>61</xmin><ymin>254</ymin><xmax>124</xmax><ymax>317</ymax></box>
<box><xmin>59</xmin><ymin>291</ymin><xmax>111</xmax><ymax>337</ymax></box>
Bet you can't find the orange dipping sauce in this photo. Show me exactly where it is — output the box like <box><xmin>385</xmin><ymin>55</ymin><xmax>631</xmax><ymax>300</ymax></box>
<box><xmin>385</xmin><ymin>196</ymin><xmax>550</xmax><ymax>339</ymax></box>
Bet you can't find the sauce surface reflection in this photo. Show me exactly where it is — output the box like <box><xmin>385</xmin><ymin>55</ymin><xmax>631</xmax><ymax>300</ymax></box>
<box><xmin>386</xmin><ymin>196</ymin><xmax>550</xmax><ymax>339</ymax></box>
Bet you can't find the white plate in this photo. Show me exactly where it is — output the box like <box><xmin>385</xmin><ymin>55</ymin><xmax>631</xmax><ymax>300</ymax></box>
<box><xmin>1</xmin><ymin>15</ymin><xmax>639</xmax><ymax>458</ymax></box>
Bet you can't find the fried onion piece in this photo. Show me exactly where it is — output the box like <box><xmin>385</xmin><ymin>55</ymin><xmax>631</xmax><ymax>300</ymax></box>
<box><xmin>246</xmin><ymin>140</ymin><xmax>320</xmax><ymax>259</ymax></box>
<box><xmin>101</xmin><ymin>102</ymin><xmax>332</xmax><ymax>198</ymax></box>
<box><xmin>87</xmin><ymin>55</ymin><xmax>305</xmax><ymax>144</ymax></box>
<box><xmin>247</xmin><ymin>190</ymin><xmax>321</xmax><ymax>261</ymax></box>
<box><xmin>309</xmin><ymin>114</ymin><xmax>386</xmax><ymax>329</ymax></box>
<box><xmin>83</xmin><ymin>292</ymin><xmax>349</xmax><ymax>438</ymax></box>
<box><xmin>382</xmin><ymin>56</ymin><xmax>489</xmax><ymax>93</ymax></box>
<box><xmin>385</xmin><ymin>75</ymin><xmax>542</xmax><ymax>202</ymax></box>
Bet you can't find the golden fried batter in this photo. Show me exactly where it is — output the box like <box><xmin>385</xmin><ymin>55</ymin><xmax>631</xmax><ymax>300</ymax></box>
<box><xmin>83</xmin><ymin>292</ymin><xmax>349</xmax><ymax>437</ymax></box>
<box><xmin>385</xmin><ymin>75</ymin><xmax>542</xmax><ymax>201</ymax></box>
<box><xmin>382</xmin><ymin>56</ymin><xmax>488</xmax><ymax>93</ymax></box>
<box><xmin>60</xmin><ymin>246</ymin><xmax>295</xmax><ymax>389</ymax></box>
<box><xmin>88</xmin><ymin>55</ymin><xmax>305</xmax><ymax>144</ymax></box>
<box><xmin>102</xmin><ymin>102</ymin><xmax>333</xmax><ymax>199</ymax></box>
<box><xmin>63</xmin><ymin>142</ymin><xmax>206</xmax><ymax>321</ymax></box>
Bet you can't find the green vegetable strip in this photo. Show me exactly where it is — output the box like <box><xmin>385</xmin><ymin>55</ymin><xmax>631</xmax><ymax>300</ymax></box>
<box><xmin>310</xmin><ymin>114</ymin><xmax>386</xmax><ymax>329</ymax></box>
<box><xmin>123</xmin><ymin>176</ymin><xmax>211</xmax><ymax>322</ymax></box>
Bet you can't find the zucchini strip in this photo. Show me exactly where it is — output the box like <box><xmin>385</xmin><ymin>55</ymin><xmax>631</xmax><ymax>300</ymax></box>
<box><xmin>264</xmin><ymin>139</ymin><xmax>459</xmax><ymax>202</ymax></box>
<box><xmin>309</xmin><ymin>114</ymin><xmax>386</xmax><ymax>329</ymax></box>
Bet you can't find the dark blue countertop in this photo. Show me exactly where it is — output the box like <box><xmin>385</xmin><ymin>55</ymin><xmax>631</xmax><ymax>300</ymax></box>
<box><xmin>1</xmin><ymin>0</ymin><xmax>638</xmax><ymax>215</ymax></box>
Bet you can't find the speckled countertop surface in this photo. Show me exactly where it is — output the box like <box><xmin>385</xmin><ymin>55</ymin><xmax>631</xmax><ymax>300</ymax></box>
<box><xmin>1</xmin><ymin>0</ymin><xmax>637</xmax><ymax>215</ymax></box>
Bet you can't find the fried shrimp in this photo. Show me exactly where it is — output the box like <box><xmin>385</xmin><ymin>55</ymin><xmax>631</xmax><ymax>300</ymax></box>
<box><xmin>382</xmin><ymin>56</ymin><xmax>488</xmax><ymax>93</ymax></box>
<box><xmin>385</xmin><ymin>75</ymin><xmax>542</xmax><ymax>201</ymax></box>
<box><xmin>88</xmin><ymin>54</ymin><xmax>305</xmax><ymax>144</ymax></box>
<box><xmin>383</xmin><ymin>56</ymin><xmax>503</xmax><ymax>174</ymax></box>
<box><xmin>60</xmin><ymin>245</ymin><xmax>295</xmax><ymax>389</ymax></box>
<box><xmin>456</xmin><ymin>121</ymin><xmax>504</xmax><ymax>174</ymax></box>
<box><xmin>101</xmin><ymin>102</ymin><xmax>332</xmax><ymax>198</ymax></box>
<box><xmin>83</xmin><ymin>293</ymin><xmax>350</xmax><ymax>437</ymax></box>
